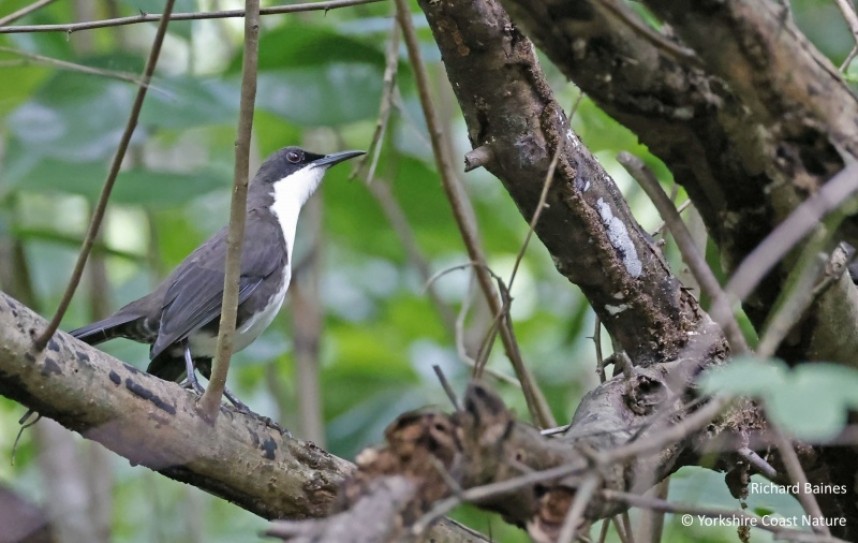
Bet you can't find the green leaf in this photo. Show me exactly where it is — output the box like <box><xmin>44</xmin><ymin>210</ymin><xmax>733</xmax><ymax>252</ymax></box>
<box><xmin>698</xmin><ymin>356</ymin><xmax>788</xmax><ymax>397</ymax></box>
<box><xmin>790</xmin><ymin>363</ymin><xmax>858</xmax><ymax>408</ymax></box>
<box><xmin>141</xmin><ymin>75</ymin><xmax>239</xmax><ymax>129</ymax></box>
<box><xmin>761</xmin><ymin>363</ymin><xmax>858</xmax><ymax>441</ymax></box>
<box><xmin>765</xmin><ymin>375</ymin><xmax>847</xmax><ymax>442</ymax></box>
<box><xmin>8</xmin><ymin>71</ymin><xmax>135</xmax><ymax>161</ymax></box>
<box><xmin>6</xmin><ymin>155</ymin><xmax>227</xmax><ymax>207</ymax></box>
<box><xmin>252</xmin><ymin>24</ymin><xmax>385</xmax><ymax>71</ymax></box>
<box><xmin>0</xmin><ymin>55</ymin><xmax>51</xmax><ymax>117</ymax></box>
<box><xmin>256</xmin><ymin>65</ymin><xmax>382</xmax><ymax>126</ymax></box>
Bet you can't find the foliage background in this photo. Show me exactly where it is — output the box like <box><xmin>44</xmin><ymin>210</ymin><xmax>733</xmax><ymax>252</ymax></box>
<box><xmin>0</xmin><ymin>0</ymin><xmax>852</xmax><ymax>541</ymax></box>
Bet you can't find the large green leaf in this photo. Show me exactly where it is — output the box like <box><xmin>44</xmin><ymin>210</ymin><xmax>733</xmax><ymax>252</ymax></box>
<box><xmin>140</xmin><ymin>75</ymin><xmax>239</xmax><ymax>129</ymax></box>
<box><xmin>8</xmin><ymin>71</ymin><xmax>135</xmax><ymax>161</ymax></box>
<box><xmin>251</xmin><ymin>24</ymin><xmax>385</xmax><ymax>71</ymax></box>
<box><xmin>6</xmin><ymin>155</ymin><xmax>227</xmax><ymax>207</ymax></box>
<box><xmin>702</xmin><ymin>358</ymin><xmax>858</xmax><ymax>441</ymax></box>
<box><xmin>255</xmin><ymin>64</ymin><xmax>382</xmax><ymax>126</ymax></box>
<box><xmin>699</xmin><ymin>356</ymin><xmax>788</xmax><ymax>397</ymax></box>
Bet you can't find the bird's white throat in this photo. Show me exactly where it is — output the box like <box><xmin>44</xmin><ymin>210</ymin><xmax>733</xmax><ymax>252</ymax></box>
<box><xmin>271</xmin><ymin>164</ymin><xmax>327</xmax><ymax>252</ymax></box>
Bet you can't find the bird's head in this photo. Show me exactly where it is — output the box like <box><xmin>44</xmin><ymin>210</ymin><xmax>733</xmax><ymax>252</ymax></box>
<box><xmin>254</xmin><ymin>146</ymin><xmax>365</xmax><ymax>207</ymax></box>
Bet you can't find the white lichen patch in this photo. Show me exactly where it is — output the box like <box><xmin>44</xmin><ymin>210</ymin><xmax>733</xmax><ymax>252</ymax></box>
<box><xmin>596</xmin><ymin>198</ymin><xmax>643</xmax><ymax>278</ymax></box>
<box><xmin>605</xmin><ymin>303</ymin><xmax>630</xmax><ymax>316</ymax></box>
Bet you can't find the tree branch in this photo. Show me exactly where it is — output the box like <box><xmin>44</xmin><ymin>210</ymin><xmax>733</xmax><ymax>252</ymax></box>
<box><xmin>0</xmin><ymin>291</ymin><xmax>485</xmax><ymax>543</ymax></box>
<box><xmin>0</xmin><ymin>0</ymin><xmax>383</xmax><ymax>34</ymax></box>
<box><xmin>417</xmin><ymin>0</ymin><xmax>717</xmax><ymax>367</ymax></box>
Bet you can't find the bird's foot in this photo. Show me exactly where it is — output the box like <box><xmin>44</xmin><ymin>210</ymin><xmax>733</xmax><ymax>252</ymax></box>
<box><xmin>223</xmin><ymin>386</ymin><xmax>251</xmax><ymax>413</ymax></box>
<box><xmin>179</xmin><ymin>376</ymin><xmax>206</xmax><ymax>396</ymax></box>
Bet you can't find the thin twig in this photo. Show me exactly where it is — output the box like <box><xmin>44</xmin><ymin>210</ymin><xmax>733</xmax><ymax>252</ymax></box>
<box><xmin>0</xmin><ymin>0</ymin><xmax>56</xmax><ymax>26</ymax></box>
<box><xmin>835</xmin><ymin>0</ymin><xmax>858</xmax><ymax>71</ymax></box>
<box><xmin>756</xmin><ymin>251</ymin><xmax>826</xmax><ymax>358</ymax></box>
<box><xmin>474</xmin><ymin>93</ymin><xmax>584</xmax><ymax>379</ymax></box>
<box><xmin>0</xmin><ymin>0</ymin><xmax>383</xmax><ymax>34</ymax></box>
<box><xmin>353</xmin><ymin>16</ymin><xmax>399</xmax><ymax>183</ymax></box>
<box><xmin>593</xmin><ymin>316</ymin><xmax>606</xmax><ymax>382</ymax></box>
<box><xmin>770</xmin><ymin>425</ymin><xmax>831</xmax><ymax>537</ymax></box>
<box><xmin>557</xmin><ymin>474</ymin><xmax>601</xmax><ymax>543</ymax></box>
<box><xmin>198</xmin><ymin>0</ymin><xmax>260</xmax><ymax>418</ymax></box>
<box><xmin>594</xmin><ymin>0</ymin><xmax>701</xmax><ymax>65</ymax></box>
<box><xmin>652</xmin><ymin>199</ymin><xmax>691</xmax><ymax>238</ymax></box>
<box><xmin>612</xmin><ymin>516</ymin><xmax>631</xmax><ymax>543</ymax></box>
<box><xmin>432</xmin><ymin>364</ymin><xmax>460</xmax><ymax>411</ymax></box>
<box><xmin>620</xmin><ymin>511</ymin><xmax>636</xmax><ymax>543</ymax></box>
<box><xmin>414</xmin><ymin>462</ymin><xmax>589</xmax><ymax>533</ymax></box>
<box><xmin>725</xmin><ymin>162</ymin><xmax>858</xmax><ymax>304</ymax></box>
<box><xmin>600</xmin><ymin>489</ymin><xmax>847</xmax><ymax>543</ymax></box>
<box><xmin>736</xmin><ymin>447</ymin><xmax>778</xmax><ymax>480</ymax></box>
<box><xmin>393</xmin><ymin>0</ymin><xmax>554</xmax><ymax>428</ymax></box>
<box><xmin>597</xmin><ymin>518</ymin><xmax>610</xmax><ymax>543</ymax></box>
<box><xmin>601</xmin><ymin>396</ymin><xmax>730</xmax><ymax>464</ymax></box>
<box><xmin>617</xmin><ymin>151</ymin><xmax>749</xmax><ymax>354</ymax></box>
<box><xmin>0</xmin><ymin>45</ymin><xmax>162</xmax><ymax>89</ymax></box>
<box><xmin>33</xmin><ymin>0</ymin><xmax>177</xmax><ymax>350</ymax></box>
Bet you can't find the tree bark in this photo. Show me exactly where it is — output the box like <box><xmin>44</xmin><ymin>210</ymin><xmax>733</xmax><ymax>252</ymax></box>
<box><xmin>0</xmin><ymin>290</ymin><xmax>484</xmax><ymax>542</ymax></box>
<box><xmin>417</xmin><ymin>0</ymin><xmax>858</xmax><ymax>538</ymax></box>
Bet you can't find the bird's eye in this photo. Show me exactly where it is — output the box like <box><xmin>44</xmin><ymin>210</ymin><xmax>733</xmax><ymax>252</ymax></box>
<box><xmin>286</xmin><ymin>150</ymin><xmax>301</xmax><ymax>163</ymax></box>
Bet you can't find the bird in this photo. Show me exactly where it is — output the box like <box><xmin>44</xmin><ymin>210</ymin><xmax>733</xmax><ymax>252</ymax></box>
<box><xmin>69</xmin><ymin>146</ymin><xmax>364</xmax><ymax>407</ymax></box>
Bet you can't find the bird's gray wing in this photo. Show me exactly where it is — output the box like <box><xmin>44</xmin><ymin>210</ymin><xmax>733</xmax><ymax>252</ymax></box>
<box><xmin>150</xmin><ymin>211</ymin><xmax>284</xmax><ymax>359</ymax></box>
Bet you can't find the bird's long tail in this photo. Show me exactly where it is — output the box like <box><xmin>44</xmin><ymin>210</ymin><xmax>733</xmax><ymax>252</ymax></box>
<box><xmin>70</xmin><ymin>313</ymin><xmax>141</xmax><ymax>345</ymax></box>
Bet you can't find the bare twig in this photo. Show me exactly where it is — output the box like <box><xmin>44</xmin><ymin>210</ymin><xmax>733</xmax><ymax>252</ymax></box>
<box><xmin>198</xmin><ymin>0</ymin><xmax>260</xmax><ymax>418</ymax></box>
<box><xmin>474</xmin><ymin>93</ymin><xmax>584</xmax><ymax>376</ymax></box>
<box><xmin>0</xmin><ymin>0</ymin><xmax>56</xmax><ymax>26</ymax></box>
<box><xmin>463</xmin><ymin>146</ymin><xmax>493</xmax><ymax>172</ymax></box>
<box><xmin>756</xmin><ymin>251</ymin><xmax>826</xmax><ymax>358</ymax></box>
<box><xmin>835</xmin><ymin>0</ymin><xmax>858</xmax><ymax>70</ymax></box>
<box><xmin>414</xmin><ymin>462</ymin><xmax>588</xmax><ymax>533</ymax></box>
<box><xmin>557</xmin><ymin>474</ymin><xmax>601</xmax><ymax>543</ymax></box>
<box><xmin>593</xmin><ymin>316</ymin><xmax>606</xmax><ymax>382</ymax></box>
<box><xmin>725</xmin><ymin>162</ymin><xmax>858</xmax><ymax>304</ymax></box>
<box><xmin>736</xmin><ymin>447</ymin><xmax>778</xmax><ymax>480</ymax></box>
<box><xmin>432</xmin><ymin>365</ymin><xmax>460</xmax><ymax>411</ymax></box>
<box><xmin>0</xmin><ymin>45</ymin><xmax>161</xmax><ymax>88</ymax></box>
<box><xmin>617</xmin><ymin>151</ymin><xmax>749</xmax><ymax>354</ymax></box>
<box><xmin>600</xmin><ymin>489</ymin><xmax>847</xmax><ymax>543</ymax></box>
<box><xmin>602</xmin><ymin>396</ymin><xmax>730</xmax><ymax>464</ymax></box>
<box><xmin>594</xmin><ymin>0</ymin><xmax>700</xmax><ymax>65</ymax></box>
<box><xmin>33</xmin><ymin>0</ymin><xmax>177</xmax><ymax>350</ymax></box>
<box><xmin>0</xmin><ymin>0</ymin><xmax>383</xmax><ymax>34</ymax></box>
<box><xmin>353</xmin><ymin>17</ymin><xmax>399</xmax><ymax>183</ymax></box>
<box><xmin>393</xmin><ymin>0</ymin><xmax>554</xmax><ymax>428</ymax></box>
<box><xmin>770</xmin><ymin>425</ymin><xmax>831</xmax><ymax>537</ymax></box>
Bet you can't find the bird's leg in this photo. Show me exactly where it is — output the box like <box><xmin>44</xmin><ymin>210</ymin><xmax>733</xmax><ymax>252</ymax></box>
<box><xmin>177</xmin><ymin>344</ymin><xmax>251</xmax><ymax>413</ymax></box>
<box><xmin>181</xmin><ymin>345</ymin><xmax>205</xmax><ymax>395</ymax></box>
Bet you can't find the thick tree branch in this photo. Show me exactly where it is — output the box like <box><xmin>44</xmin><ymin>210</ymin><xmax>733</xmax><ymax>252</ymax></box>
<box><xmin>496</xmin><ymin>0</ymin><xmax>858</xmax><ymax>368</ymax></box>
<box><xmin>478</xmin><ymin>0</ymin><xmax>858</xmax><ymax>535</ymax></box>
<box><xmin>0</xmin><ymin>290</ymin><xmax>485</xmax><ymax>543</ymax></box>
<box><xmin>0</xmin><ymin>291</ymin><xmax>350</xmax><ymax>519</ymax></box>
<box><xmin>417</xmin><ymin>0</ymin><xmax>718</xmax><ymax>368</ymax></box>
<box><xmin>267</xmin><ymin>382</ymin><xmax>844</xmax><ymax>543</ymax></box>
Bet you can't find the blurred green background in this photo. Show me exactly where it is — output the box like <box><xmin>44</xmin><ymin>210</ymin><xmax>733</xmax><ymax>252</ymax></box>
<box><xmin>0</xmin><ymin>0</ymin><xmax>849</xmax><ymax>541</ymax></box>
